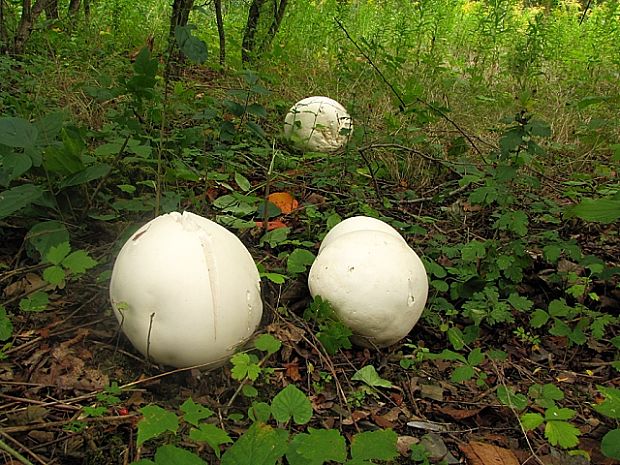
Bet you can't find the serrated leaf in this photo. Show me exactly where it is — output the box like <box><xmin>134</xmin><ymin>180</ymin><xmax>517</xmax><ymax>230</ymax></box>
<box><xmin>451</xmin><ymin>365</ymin><xmax>475</xmax><ymax>383</ymax></box>
<box><xmin>181</xmin><ymin>398</ymin><xmax>214</xmax><ymax>426</ymax></box>
<box><xmin>601</xmin><ymin>429</ymin><xmax>620</xmax><ymax>459</ymax></box>
<box><xmin>154</xmin><ymin>445</ymin><xmax>206</xmax><ymax>465</ymax></box>
<box><xmin>271</xmin><ymin>384</ymin><xmax>312</xmax><ymax>425</ymax></box>
<box><xmin>221</xmin><ymin>423</ymin><xmax>288</xmax><ymax>465</ymax></box>
<box><xmin>19</xmin><ymin>291</ymin><xmax>49</xmax><ymax>312</ymax></box>
<box><xmin>137</xmin><ymin>405</ymin><xmax>179</xmax><ymax>446</ymax></box>
<box><xmin>254</xmin><ymin>334</ymin><xmax>281</xmax><ymax>355</ymax></box>
<box><xmin>317</xmin><ymin>321</ymin><xmax>352</xmax><ymax>355</ymax></box>
<box><xmin>351</xmin><ymin>365</ymin><xmax>392</xmax><ymax>388</ymax></box>
<box><xmin>230</xmin><ymin>353</ymin><xmax>261</xmax><ymax>381</ymax></box>
<box><xmin>43</xmin><ymin>265</ymin><xmax>65</xmax><ymax>286</ymax></box>
<box><xmin>287</xmin><ymin>428</ymin><xmax>347</xmax><ymax>465</ymax></box>
<box><xmin>26</xmin><ymin>221</ymin><xmax>70</xmax><ymax>259</ymax></box>
<box><xmin>544</xmin><ymin>420</ymin><xmax>580</xmax><ymax>448</ymax></box>
<box><xmin>541</xmin><ymin>384</ymin><xmax>564</xmax><ymax>402</ymax></box>
<box><xmin>467</xmin><ymin>348</ymin><xmax>485</xmax><ymax>366</ymax></box>
<box><xmin>287</xmin><ymin>248</ymin><xmax>316</xmax><ymax>274</ymax></box>
<box><xmin>545</xmin><ymin>407</ymin><xmax>575</xmax><ymax>421</ymax></box>
<box><xmin>507</xmin><ymin>293</ymin><xmax>533</xmax><ymax>311</ymax></box>
<box><xmin>350</xmin><ymin>429</ymin><xmax>398</xmax><ymax>462</ymax></box>
<box><xmin>189</xmin><ymin>423</ymin><xmax>232</xmax><ymax>458</ymax></box>
<box><xmin>594</xmin><ymin>385</ymin><xmax>620</xmax><ymax>419</ymax></box>
<box><xmin>497</xmin><ymin>386</ymin><xmax>528</xmax><ymax>410</ymax></box>
<box><xmin>45</xmin><ymin>242</ymin><xmax>70</xmax><ymax>265</ymax></box>
<box><xmin>520</xmin><ymin>412</ymin><xmax>544</xmax><ymax>430</ymax></box>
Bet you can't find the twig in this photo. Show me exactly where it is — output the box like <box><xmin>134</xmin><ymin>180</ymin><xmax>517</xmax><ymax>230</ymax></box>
<box><xmin>0</xmin><ymin>431</ymin><xmax>46</xmax><ymax>465</ymax></box>
<box><xmin>334</xmin><ymin>17</ymin><xmax>482</xmax><ymax>155</ymax></box>
<box><xmin>0</xmin><ymin>435</ymin><xmax>35</xmax><ymax>465</ymax></box>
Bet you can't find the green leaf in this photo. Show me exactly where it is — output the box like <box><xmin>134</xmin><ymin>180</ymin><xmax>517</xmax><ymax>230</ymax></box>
<box><xmin>0</xmin><ymin>117</ymin><xmax>38</xmax><ymax>148</ymax></box>
<box><xmin>317</xmin><ymin>321</ymin><xmax>352</xmax><ymax>355</ymax></box>
<box><xmin>254</xmin><ymin>334</ymin><xmax>281</xmax><ymax>355</ymax></box>
<box><xmin>467</xmin><ymin>348</ymin><xmax>485</xmax><ymax>366</ymax></box>
<box><xmin>0</xmin><ymin>152</ymin><xmax>32</xmax><ymax>185</ymax></box>
<box><xmin>181</xmin><ymin>398</ymin><xmax>214</xmax><ymax>426</ymax></box>
<box><xmin>234</xmin><ymin>172</ymin><xmax>251</xmax><ymax>192</ymax></box>
<box><xmin>248</xmin><ymin>401</ymin><xmax>271</xmax><ymax>423</ymax></box>
<box><xmin>521</xmin><ymin>412</ymin><xmax>544</xmax><ymax>430</ymax></box>
<box><xmin>26</xmin><ymin>221</ymin><xmax>70</xmax><ymax>259</ymax></box>
<box><xmin>243</xmin><ymin>384</ymin><xmax>259</xmax><ymax>397</ymax></box>
<box><xmin>601</xmin><ymin>429</ymin><xmax>620</xmax><ymax>459</ymax></box>
<box><xmin>507</xmin><ymin>293</ymin><xmax>533</xmax><ymax>311</ymax></box>
<box><xmin>287</xmin><ymin>248</ymin><xmax>316</xmax><ymax>274</ymax></box>
<box><xmin>594</xmin><ymin>385</ymin><xmax>620</xmax><ymax>419</ymax></box>
<box><xmin>0</xmin><ymin>184</ymin><xmax>44</xmax><ymax>219</ymax></box>
<box><xmin>497</xmin><ymin>386</ymin><xmax>528</xmax><ymax>410</ymax></box>
<box><xmin>494</xmin><ymin>210</ymin><xmax>528</xmax><ymax>236</ymax></box>
<box><xmin>287</xmin><ymin>428</ymin><xmax>347</xmax><ymax>465</ymax></box>
<box><xmin>545</xmin><ymin>407</ymin><xmax>576</xmax><ymax>422</ymax></box>
<box><xmin>175</xmin><ymin>25</ymin><xmax>208</xmax><ymax>64</ymax></box>
<box><xmin>19</xmin><ymin>291</ymin><xmax>49</xmax><ymax>312</ymax></box>
<box><xmin>137</xmin><ymin>405</ymin><xmax>179</xmax><ymax>446</ymax></box>
<box><xmin>565</xmin><ymin>198</ymin><xmax>620</xmax><ymax>224</ymax></box>
<box><xmin>189</xmin><ymin>423</ymin><xmax>232</xmax><ymax>458</ymax></box>
<box><xmin>461</xmin><ymin>240</ymin><xmax>486</xmax><ymax>262</ymax></box>
<box><xmin>451</xmin><ymin>365</ymin><xmax>475</xmax><ymax>383</ymax></box>
<box><xmin>530</xmin><ymin>309</ymin><xmax>549</xmax><ymax>328</ymax></box>
<box><xmin>230</xmin><ymin>353</ymin><xmax>261</xmax><ymax>381</ymax></box>
<box><xmin>0</xmin><ymin>306</ymin><xmax>13</xmax><ymax>341</ymax></box>
<box><xmin>271</xmin><ymin>384</ymin><xmax>312</xmax><ymax>425</ymax></box>
<box><xmin>45</xmin><ymin>242</ymin><xmax>71</xmax><ymax>265</ymax></box>
<box><xmin>43</xmin><ymin>265</ymin><xmax>65</xmax><ymax>286</ymax></box>
<box><xmin>59</xmin><ymin>163</ymin><xmax>111</xmax><ymax>189</ymax></box>
<box><xmin>447</xmin><ymin>327</ymin><xmax>465</xmax><ymax>350</ymax></box>
<box><xmin>351</xmin><ymin>365</ymin><xmax>392</xmax><ymax>388</ymax></box>
<box><xmin>544</xmin><ymin>420</ymin><xmax>580</xmax><ymax>449</ymax></box>
<box><xmin>221</xmin><ymin>423</ymin><xmax>288</xmax><ymax>465</ymax></box>
<box><xmin>154</xmin><ymin>445</ymin><xmax>207</xmax><ymax>465</ymax></box>
<box><xmin>350</xmin><ymin>429</ymin><xmax>398</xmax><ymax>462</ymax></box>
<box><xmin>62</xmin><ymin>250</ymin><xmax>98</xmax><ymax>274</ymax></box>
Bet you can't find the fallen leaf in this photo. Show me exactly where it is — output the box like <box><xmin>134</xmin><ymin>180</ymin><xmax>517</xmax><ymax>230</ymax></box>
<box><xmin>459</xmin><ymin>441</ymin><xmax>520</xmax><ymax>465</ymax></box>
<box><xmin>397</xmin><ymin>435</ymin><xmax>419</xmax><ymax>456</ymax></box>
<box><xmin>438</xmin><ymin>405</ymin><xmax>483</xmax><ymax>420</ymax></box>
<box><xmin>284</xmin><ymin>360</ymin><xmax>302</xmax><ymax>382</ymax></box>
<box><xmin>255</xmin><ymin>220</ymin><xmax>288</xmax><ymax>230</ymax></box>
<box><xmin>268</xmin><ymin>192</ymin><xmax>298</xmax><ymax>214</ymax></box>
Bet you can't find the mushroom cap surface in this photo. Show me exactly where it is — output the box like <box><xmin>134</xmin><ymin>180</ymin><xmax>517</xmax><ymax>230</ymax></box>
<box><xmin>284</xmin><ymin>96</ymin><xmax>352</xmax><ymax>152</ymax></box>
<box><xmin>308</xmin><ymin>230</ymin><xmax>428</xmax><ymax>347</ymax></box>
<box><xmin>109</xmin><ymin>211</ymin><xmax>262</xmax><ymax>368</ymax></box>
<box><xmin>319</xmin><ymin>215</ymin><xmax>406</xmax><ymax>253</ymax></box>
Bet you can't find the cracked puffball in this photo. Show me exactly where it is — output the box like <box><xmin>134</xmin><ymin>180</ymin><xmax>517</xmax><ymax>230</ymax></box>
<box><xmin>109</xmin><ymin>211</ymin><xmax>262</xmax><ymax>368</ymax></box>
<box><xmin>308</xmin><ymin>216</ymin><xmax>428</xmax><ymax>348</ymax></box>
<box><xmin>284</xmin><ymin>96</ymin><xmax>353</xmax><ymax>152</ymax></box>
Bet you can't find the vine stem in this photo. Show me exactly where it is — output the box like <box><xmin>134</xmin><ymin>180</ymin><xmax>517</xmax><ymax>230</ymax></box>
<box><xmin>0</xmin><ymin>436</ymin><xmax>35</xmax><ymax>465</ymax></box>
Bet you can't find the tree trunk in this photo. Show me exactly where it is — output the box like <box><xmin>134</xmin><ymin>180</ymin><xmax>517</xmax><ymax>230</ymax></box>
<box><xmin>44</xmin><ymin>0</ymin><xmax>59</xmax><ymax>20</ymax></box>
<box><xmin>166</xmin><ymin>0</ymin><xmax>195</xmax><ymax>77</ymax></box>
<box><xmin>83</xmin><ymin>0</ymin><xmax>90</xmax><ymax>21</ymax></box>
<box><xmin>68</xmin><ymin>0</ymin><xmax>80</xmax><ymax>16</ymax></box>
<box><xmin>266</xmin><ymin>0</ymin><xmax>287</xmax><ymax>47</ymax></box>
<box><xmin>214</xmin><ymin>0</ymin><xmax>225</xmax><ymax>66</ymax></box>
<box><xmin>14</xmin><ymin>0</ymin><xmax>49</xmax><ymax>54</ymax></box>
<box><xmin>241</xmin><ymin>0</ymin><xmax>265</xmax><ymax>63</ymax></box>
<box><xmin>0</xmin><ymin>0</ymin><xmax>7</xmax><ymax>52</ymax></box>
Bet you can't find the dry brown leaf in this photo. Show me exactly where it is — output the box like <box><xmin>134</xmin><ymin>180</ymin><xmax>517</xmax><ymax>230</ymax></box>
<box><xmin>255</xmin><ymin>220</ymin><xmax>288</xmax><ymax>230</ymax></box>
<box><xmin>459</xmin><ymin>441</ymin><xmax>520</xmax><ymax>465</ymax></box>
<box><xmin>397</xmin><ymin>435</ymin><xmax>419</xmax><ymax>456</ymax></box>
<box><xmin>438</xmin><ymin>405</ymin><xmax>483</xmax><ymax>420</ymax></box>
<box><xmin>268</xmin><ymin>192</ymin><xmax>298</xmax><ymax>214</ymax></box>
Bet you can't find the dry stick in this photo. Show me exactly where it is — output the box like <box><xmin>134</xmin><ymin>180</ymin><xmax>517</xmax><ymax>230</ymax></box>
<box><xmin>0</xmin><ymin>431</ymin><xmax>46</xmax><ymax>465</ymax></box>
<box><xmin>0</xmin><ymin>436</ymin><xmax>35</xmax><ymax>465</ymax></box>
<box><xmin>334</xmin><ymin>17</ymin><xmax>482</xmax><ymax>155</ymax></box>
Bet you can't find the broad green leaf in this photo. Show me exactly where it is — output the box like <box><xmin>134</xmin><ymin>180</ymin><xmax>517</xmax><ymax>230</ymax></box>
<box><xmin>0</xmin><ymin>152</ymin><xmax>32</xmax><ymax>185</ymax></box>
<box><xmin>426</xmin><ymin>349</ymin><xmax>467</xmax><ymax>363</ymax></box>
<box><xmin>350</xmin><ymin>429</ymin><xmax>398</xmax><ymax>462</ymax></box>
<box><xmin>451</xmin><ymin>365</ymin><xmax>475</xmax><ymax>383</ymax></box>
<box><xmin>59</xmin><ymin>163</ymin><xmax>111</xmax><ymax>189</ymax></box>
<box><xmin>497</xmin><ymin>386</ymin><xmax>528</xmax><ymax>410</ymax></box>
<box><xmin>175</xmin><ymin>25</ymin><xmax>208</xmax><ymax>64</ymax></box>
<box><xmin>35</xmin><ymin>111</ymin><xmax>65</xmax><ymax>145</ymax></box>
<box><xmin>530</xmin><ymin>309</ymin><xmax>549</xmax><ymax>328</ymax></box>
<box><xmin>45</xmin><ymin>242</ymin><xmax>71</xmax><ymax>265</ymax></box>
<box><xmin>461</xmin><ymin>240</ymin><xmax>486</xmax><ymax>262</ymax></box>
<box><xmin>26</xmin><ymin>221</ymin><xmax>70</xmax><ymax>259</ymax></box>
<box><xmin>287</xmin><ymin>248</ymin><xmax>316</xmax><ymax>274</ymax></box>
<box><xmin>261</xmin><ymin>272</ymin><xmax>286</xmax><ymax>284</ymax></box>
<box><xmin>154</xmin><ymin>445</ymin><xmax>206</xmax><ymax>465</ymax></box>
<box><xmin>351</xmin><ymin>365</ymin><xmax>392</xmax><ymax>388</ymax></box>
<box><xmin>0</xmin><ymin>184</ymin><xmax>44</xmax><ymax>219</ymax></box>
<box><xmin>62</xmin><ymin>250</ymin><xmax>98</xmax><ymax>274</ymax></box>
<box><xmin>520</xmin><ymin>412</ymin><xmax>544</xmax><ymax>430</ymax></box>
<box><xmin>221</xmin><ymin>423</ymin><xmax>288</xmax><ymax>465</ymax></box>
<box><xmin>137</xmin><ymin>405</ymin><xmax>179</xmax><ymax>446</ymax></box>
<box><xmin>467</xmin><ymin>348</ymin><xmax>485</xmax><ymax>366</ymax></box>
<box><xmin>566</xmin><ymin>198</ymin><xmax>620</xmax><ymax>224</ymax></box>
<box><xmin>447</xmin><ymin>327</ymin><xmax>465</xmax><ymax>350</ymax></box>
<box><xmin>545</xmin><ymin>407</ymin><xmax>575</xmax><ymax>421</ymax></box>
<box><xmin>234</xmin><ymin>172</ymin><xmax>251</xmax><ymax>192</ymax></box>
<box><xmin>248</xmin><ymin>401</ymin><xmax>271</xmax><ymax>423</ymax></box>
<box><xmin>0</xmin><ymin>117</ymin><xmax>38</xmax><ymax>148</ymax></box>
<box><xmin>287</xmin><ymin>428</ymin><xmax>347</xmax><ymax>465</ymax></box>
<box><xmin>594</xmin><ymin>385</ymin><xmax>620</xmax><ymax>419</ymax></box>
<box><xmin>230</xmin><ymin>353</ymin><xmax>261</xmax><ymax>381</ymax></box>
<box><xmin>0</xmin><ymin>306</ymin><xmax>13</xmax><ymax>341</ymax></box>
<box><xmin>543</xmin><ymin>244</ymin><xmax>562</xmax><ymax>263</ymax></box>
<box><xmin>601</xmin><ymin>429</ymin><xmax>620</xmax><ymax>459</ymax></box>
<box><xmin>544</xmin><ymin>420</ymin><xmax>580</xmax><ymax>449</ymax></box>
<box><xmin>254</xmin><ymin>334</ymin><xmax>281</xmax><ymax>355</ymax></box>
<box><xmin>19</xmin><ymin>291</ymin><xmax>49</xmax><ymax>312</ymax></box>
<box><xmin>271</xmin><ymin>384</ymin><xmax>312</xmax><ymax>425</ymax></box>
<box><xmin>189</xmin><ymin>423</ymin><xmax>232</xmax><ymax>458</ymax></box>
<box><xmin>181</xmin><ymin>398</ymin><xmax>214</xmax><ymax>426</ymax></box>
<box><xmin>242</xmin><ymin>384</ymin><xmax>259</xmax><ymax>397</ymax></box>
<box><xmin>43</xmin><ymin>266</ymin><xmax>65</xmax><ymax>286</ymax></box>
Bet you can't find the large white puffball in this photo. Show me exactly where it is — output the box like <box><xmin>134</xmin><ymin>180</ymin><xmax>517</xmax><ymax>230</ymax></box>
<box><xmin>319</xmin><ymin>216</ymin><xmax>406</xmax><ymax>253</ymax></box>
<box><xmin>308</xmin><ymin>229</ymin><xmax>428</xmax><ymax>348</ymax></box>
<box><xmin>109</xmin><ymin>211</ymin><xmax>262</xmax><ymax>368</ymax></box>
<box><xmin>284</xmin><ymin>96</ymin><xmax>353</xmax><ymax>152</ymax></box>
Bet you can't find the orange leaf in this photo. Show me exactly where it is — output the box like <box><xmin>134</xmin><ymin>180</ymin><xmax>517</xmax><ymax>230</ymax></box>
<box><xmin>268</xmin><ymin>192</ymin><xmax>298</xmax><ymax>214</ymax></box>
<box><xmin>255</xmin><ymin>220</ymin><xmax>288</xmax><ymax>231</ymax></box>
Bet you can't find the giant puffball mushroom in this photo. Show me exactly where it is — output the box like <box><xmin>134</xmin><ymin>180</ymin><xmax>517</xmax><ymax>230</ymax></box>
<box><xmin>284</xmin><ymin>96</ymin><xmax>353</xmax><ymax>152</ymax></box>
<box><xmin>308</xmin><ymin>229</ymin><xmax>428</xmax><ymax>348</ymax></box>
<box><xmin>319</xmin><ymin>215</ymin><xmax>406</xmax><ymax>253</ymax></box>
<box><xmin>109</xmin><ymin>211</ymin><xmax>262</xmax><ymax>369</ymax></box>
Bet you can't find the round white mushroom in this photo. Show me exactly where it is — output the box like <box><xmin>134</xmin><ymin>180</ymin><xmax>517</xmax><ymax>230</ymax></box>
<box><xmin>308</xmin><ymin>229</ymin><xmax>428</xmax><ymax>348</ymax></box>
<box><xmin>319</xmin><ymin>215</ymin><xmax>406</xmax><ymax>253</ymax></box>
<box><xmin>284</xmin><ymin>96</ymin><xmax>353</xmax><ymax>152</ymax></box>
<box><xmin>109</xmin><ymin>211</ymin><xmax>262</xmax><ymax>368</ymax></box>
